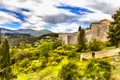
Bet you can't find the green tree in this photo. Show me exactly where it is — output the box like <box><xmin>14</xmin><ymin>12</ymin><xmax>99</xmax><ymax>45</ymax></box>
<box><xmin>0</xmin><ymin>38</ymin><xmax>15</xmax><ymax>80</ymax></box>
<box><xmin>77</xmin><ymin>26</ymin><xmax>86</xmax><ymax>52</ymax></box>
<box><xmin>58</xmin><ymin>62</ymin><xmax>81</xmax><ymax>80</ymax></box>
<box><xmin>108</xmin><ymin>8</ymin><xmax>120</xmax><ymax>48</ymax></box>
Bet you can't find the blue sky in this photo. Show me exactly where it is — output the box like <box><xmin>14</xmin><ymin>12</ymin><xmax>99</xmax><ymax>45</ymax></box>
<box><xmin>0</xmin><ymin>0</ymin><xmax>120</xmax><ymax>32</ymax></box>
<box><xmin>56</xmin><ymin>4</ymin><xmax>94</xmax><ymax>15</ymax></box>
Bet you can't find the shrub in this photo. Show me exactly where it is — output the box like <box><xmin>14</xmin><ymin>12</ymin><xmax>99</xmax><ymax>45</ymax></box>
<box><xmin>87</xmin><ymin>39</ymin><xmax>105</xmax><ymax>51</ymax></box>
<box><xmin>58</xmin><ymin>62</ymin><xmax>81</xmax><ymax>80</ymax></box>
<box><xmin>19</xmin><ymin>58</ymin><xmax>30</xmax><ymax>68</ymax></box>
<box><xmin>84</xmin><ymin>59</ymin><xmax>111</xmax><ymax>80</ymax></box>
<box><xmin>54</xmin><ymin>45</ymin><xmax>77</xmax><ymax>56</ymax></box>
<box><xmin>13</xmin><ymin>52</ymin><xmax>31</xmax><ymax>62</ymax></box>
<box><xmin>52</xmin><ymin>39</ymin><xmax>62</xmax><ymax>50</ymax></box>
<box><xmin>39</xmin><ymin>42</ymin><xmax>53</xmax><ymax>60</ymax></box>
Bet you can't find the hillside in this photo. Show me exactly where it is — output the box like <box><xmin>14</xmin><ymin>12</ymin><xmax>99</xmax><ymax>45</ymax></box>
<box><xmin>1</xmin><ymin>33</ymin><xmax>59</xmax><ymax>47</ymax></box>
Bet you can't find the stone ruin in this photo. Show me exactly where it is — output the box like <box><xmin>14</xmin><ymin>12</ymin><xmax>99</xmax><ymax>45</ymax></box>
<box><xmin>59</xmin><ymin>19</ymin><xmax>111</xmax><ymax>45</ymax></box>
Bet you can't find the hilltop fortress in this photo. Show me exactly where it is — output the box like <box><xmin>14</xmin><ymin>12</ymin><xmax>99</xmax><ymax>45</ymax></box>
<box><xmin>59</xmin><ymin>19</ymin><xmax>111</xmax><ymax>45</ymax></box>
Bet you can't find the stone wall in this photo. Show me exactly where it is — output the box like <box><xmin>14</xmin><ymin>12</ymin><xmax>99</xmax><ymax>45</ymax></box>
<box><xmin>59</xmin><ymin>19</ymin><xmax>111</xmax><ymax>45</ymax></box>
<box><xmin>59</xmin><ymin>32</ymin><xmax>79</xmax><ymax>44</ymax></box>
<box><xmin>81</xmin><ymin>48</ymin><xmax>120</xmax><ymax>59</ymax></box>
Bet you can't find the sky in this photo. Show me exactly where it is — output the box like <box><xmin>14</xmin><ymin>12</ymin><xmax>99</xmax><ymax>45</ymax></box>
<box><xmin>0</xmin><ymin>0</ymin><xmax>120</xmax><ymax>33</ymax></box>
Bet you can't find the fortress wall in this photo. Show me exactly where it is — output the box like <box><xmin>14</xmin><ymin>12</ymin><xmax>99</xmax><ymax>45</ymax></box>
<box><xmin>68</xmin><ymin>32</ymin><xmax>79</xmax><ymax>44</ymax></box>
<box><xmin>85</xmin><ymin>29</ymin><xmax>92</xmax><ymax>43</ymax></box>
<box><xmin>59</xmin><ymin>33</ymin><xmax>78</xmax><ymax>45</ymax></box>
<box><xmin>59</xmin><ymin>19</ymin><xmax>111</xmax><ymax>45</ymax></box>
<box><xmin>59</xmin><ymin>33</ymin><xmax>69</xmax><ymax>44</ymax></box>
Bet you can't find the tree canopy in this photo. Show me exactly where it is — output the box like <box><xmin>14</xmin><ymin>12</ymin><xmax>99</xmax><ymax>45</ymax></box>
<box><xmin>108</xmin><ymin>8</ymin><xmax>120</xmax><ymax>48</ymax></box>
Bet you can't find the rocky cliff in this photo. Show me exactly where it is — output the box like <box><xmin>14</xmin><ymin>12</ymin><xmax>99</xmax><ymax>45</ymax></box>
<box><xmin>59</xmin><ymin>19</ymin><xmax>111</xmax><ymax>45</ymax></box>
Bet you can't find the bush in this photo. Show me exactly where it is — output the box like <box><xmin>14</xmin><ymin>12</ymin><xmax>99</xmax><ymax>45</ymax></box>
<box><xmin>58</xmin><ymin>62</ymin><xmax>81</xmax><ymax>80</ymax></box>
<box><xmin>19</xmin><ymin>58</ymin><xmax>30</xmax><ymax>68</ymax></box>
<box><xmin>52</xmin><ymin>39</ymin><xmax>62</xmax><ymax>50</ymax></box>
<box><xmin>87</xmin><ymin>39</ymin><xmax>105</xmax><ymax>51</ymax></box>
<box><xmin>84</xmin><ymin>59</ymin><xmax>111</xmax><ymax>80</ymax></box>
<box><xmin>39</xmin><ymin>42</ymin><xmax>53</xmax><ymax>59</ymax></box>
<box><xmin>13</xmin><ymin>52</ymin><xmax>31</xmax><ymax>62</ymax></box>
<box><xmin>54</xmin><ymin>45</ymin><xmax>77</xmax><ymax>56</ymax></box>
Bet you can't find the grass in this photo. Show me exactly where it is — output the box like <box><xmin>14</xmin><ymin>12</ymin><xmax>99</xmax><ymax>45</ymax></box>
<box><xmin>103</xmin><ymin>46</ymin><xmax>116</xmax><ymax>50</ymax></box>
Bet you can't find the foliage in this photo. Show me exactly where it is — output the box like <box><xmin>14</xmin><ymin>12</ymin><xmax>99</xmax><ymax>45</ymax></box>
<box><xmin>12</xmin><ymin>52</ymin><xmax>31</xmax><ymax>63</ymax></box>
<box><xmin>19</xmin><ymin>58</ymin><xmax>30</xmax><ymax>68</ymax></box>
<box><xmin>52</xmin><ymin>39</ymin><xmax>62</xmax><ymax>50</ymax></box>
<box><xmin>54</xmin><ymin>45</ymin><xmax>78</xmax><ymax>59</ymax></box>
<box><xmin>77</xmin><ymin>26</ymin><xmax>87</xmax><ymax>52</ymax></box>
<box><xmin>84</xmin><ymin>58</ymin><xmax>111</xmax><ymax>80</ymax></box>
<box><xmin>108</xmin><ymin>8</ymin><xmax>120</xmax><ymax>48</ymax></box>
<box><xmin>87</xmin><ymin>39</ymin><xmax>105</xmax><ymax>51</ymax></box>
<box><xmin>58</xmin><ymin>62</ymin><xmax>81</xmax><ymax>80</ymax></box>
<box><xmin>39</xmin><ymin>42</ymin><xmax>52</xmax><ymax>60</ymax></box>
<box><xmin>0</xmin><ymin>38</ymin><xmax>15</xmax><ymax>80</ymax></box>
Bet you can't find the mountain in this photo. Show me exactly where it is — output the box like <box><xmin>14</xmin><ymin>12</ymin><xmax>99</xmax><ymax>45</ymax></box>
<box><xmin>0</xmin><ymin>28</ymin><xmax>53</xmax><ymax>37</ymax></box>
<box><xmin>2</xmin><ymin>33</ymin><xmax>35</xmax><ymax>46</ymax></box>
<box><xmin>1</xmin><ymin>28</ymin><xmax>16</xmax><ymax>34</ymax></box>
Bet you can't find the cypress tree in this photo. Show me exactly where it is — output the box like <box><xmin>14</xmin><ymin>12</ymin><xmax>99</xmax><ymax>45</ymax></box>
<box><xmin>77</xmin><ymin>26</ymin><xmax>87</xmax><ymax>51</ymax></box>
<box><xmin>108</xmin><ymin>8</ymin><xmax>120</xmax><ymax>48</ymax></box>
<box><xmin>2</xmin><ymin>38</ymin><xmax>10</xmax><ymax>67</ymax></box>
<box><xmin>0</xmin><ymin>38</ymin><xmax>14</xmax><ymax>80</ymax></box>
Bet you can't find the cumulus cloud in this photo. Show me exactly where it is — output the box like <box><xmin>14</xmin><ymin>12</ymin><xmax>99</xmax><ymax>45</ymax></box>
<box><xmin>0</xmin><ymin>0</ymin><xmax>120</xmax><ymax>33</ymax></box>
<box><xmin>41</xmin><ymin>14</ymin><xmax>81</xmax><ymax>25</ymax></box>
<box><xmin>87</xmin><ymin>0</ymin><xmax>120</xmax><ymax>15</ymax></box>
<box><xmin>0</xmin><ymin>12</ymin><xmax>20</xmax><ymax>24</ymax></box>
<box><xmin>50</xmin><ymin>23</ymin><xmax>79</xmax><ymax>33</ymax></box>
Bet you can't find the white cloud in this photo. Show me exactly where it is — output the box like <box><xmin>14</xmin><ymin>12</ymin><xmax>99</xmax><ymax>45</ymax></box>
<box><xmin>79</xmin><ymin>12</ymin><xmax>112</xmax><ymax>22</ymax></box>
<box><xmin>50</xmin><ymin>23</ymin><xmax>79</xmax><ymax>33</ymax></box>
<box><xmin>1</xmin><ymin>0</ymin><xmax>120</xmax><ymax>32</ymax></box>
<box><xmin>0</xmin><ymin>25</ymin><xmax>17</xmax><ymax>30</ymax></box>
<box><xmin>0</xmin><ymin>12</ymin><xmax>20</xmax><ymax>24</ymax></box>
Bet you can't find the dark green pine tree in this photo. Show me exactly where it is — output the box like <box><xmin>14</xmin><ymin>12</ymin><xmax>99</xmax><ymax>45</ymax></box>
<box><xmin>108</xmin><ymin>8</ymin><xmax>120</xmax><ymax>48</ymax></box>
<box><xmin>0</xmin><ymin>38</ymin><xmax>14</xmax><ymax>80</ymax></box>
<box><xmin>77</xmin><ymin>26</ymin><xmax>87</xmax><ymax>52</ymax></box>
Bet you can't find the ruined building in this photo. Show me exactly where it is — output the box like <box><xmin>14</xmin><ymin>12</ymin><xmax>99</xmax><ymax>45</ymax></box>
<box><xmin>59</xmin><ymin>19</ymin><xmax>111</xmax><ymax>45</ymax></box>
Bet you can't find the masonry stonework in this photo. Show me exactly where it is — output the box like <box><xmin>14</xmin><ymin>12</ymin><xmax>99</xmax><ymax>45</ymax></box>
<box><xmin>59</xmin><ymin>19</ymin><xmax>111</xmax><ymax>45</ymax></box>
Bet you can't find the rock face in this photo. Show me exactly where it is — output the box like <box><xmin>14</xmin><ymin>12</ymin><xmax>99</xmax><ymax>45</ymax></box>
<box><xmin>59</xmin><ymin>19</ymin><xmax>111</xmax><ymax>44</ymax></box>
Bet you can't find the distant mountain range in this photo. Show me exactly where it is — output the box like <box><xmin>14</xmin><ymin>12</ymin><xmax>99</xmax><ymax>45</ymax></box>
<box><xmin>0</xmin><ymin>28</ymin><xmax>53</xmax><ymax>37</ymax></box>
